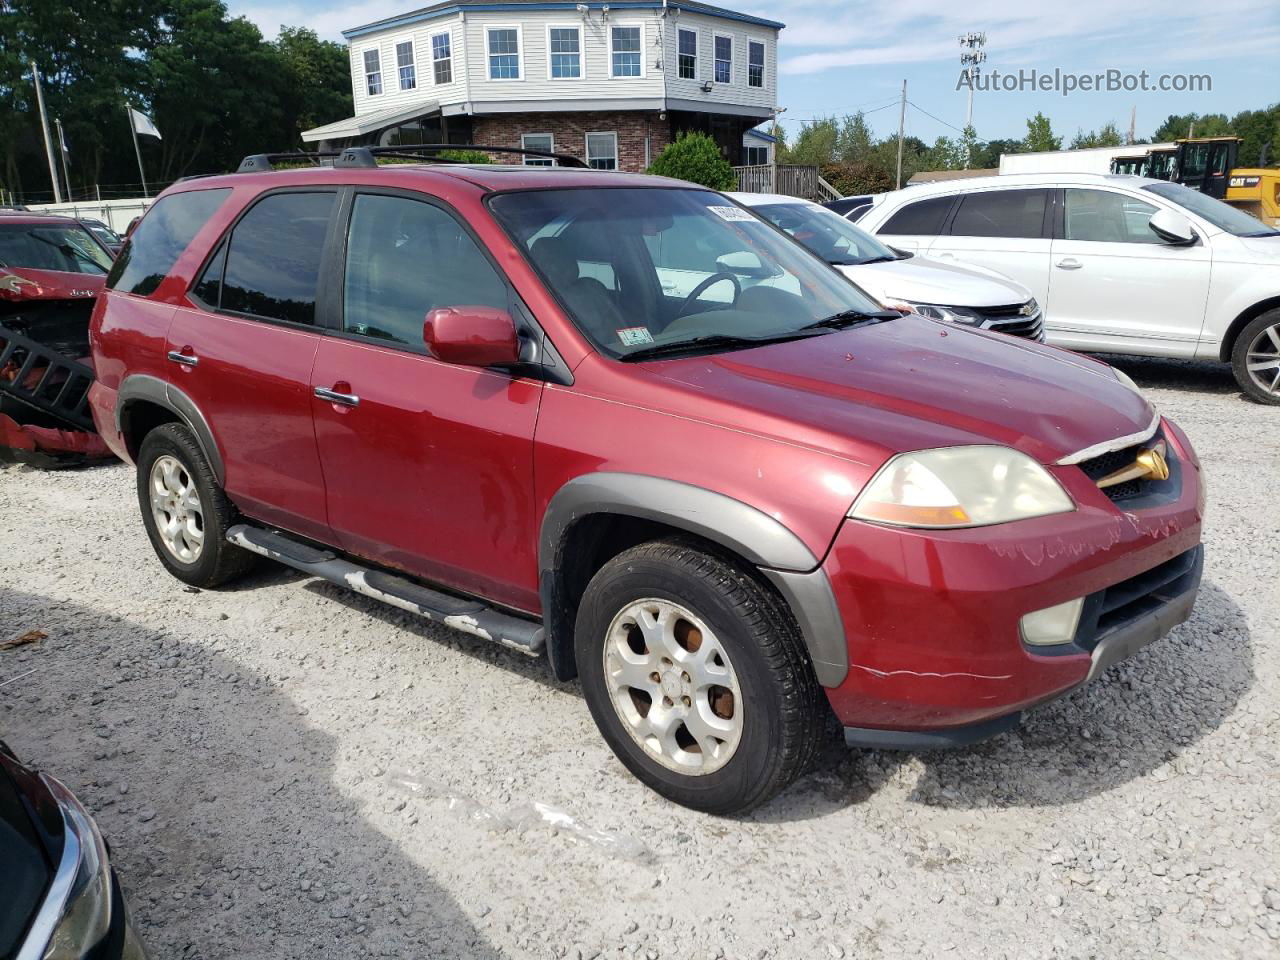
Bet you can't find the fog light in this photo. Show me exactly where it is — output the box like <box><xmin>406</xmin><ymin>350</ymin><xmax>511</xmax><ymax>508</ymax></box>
<box><xmin>1020</xmin><ymin>597</ymin><xmax>1084</xmax><ymax>647</ymax></box>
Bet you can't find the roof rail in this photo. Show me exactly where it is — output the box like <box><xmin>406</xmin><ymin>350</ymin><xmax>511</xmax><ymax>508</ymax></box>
<box><xmin>334</xmin><ymin>143</ymin><xmax>589</xmax><ymax>169</ymax></box>
<box><xmin>236</xmin><ymin>152</ymin><xmax>339</xmax><ymax>173</ymax></box>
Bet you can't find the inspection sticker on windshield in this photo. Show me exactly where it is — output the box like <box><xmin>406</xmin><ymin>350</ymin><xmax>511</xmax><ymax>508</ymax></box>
<box><xmin>708</xmin><ymin>205</ymin><xmax>757</xmax><ymax>222</ymax></box>
<box><xmin>618</xmin><ymin>326</ymin><xmax>655</xmax><ymax>346</ymax></box>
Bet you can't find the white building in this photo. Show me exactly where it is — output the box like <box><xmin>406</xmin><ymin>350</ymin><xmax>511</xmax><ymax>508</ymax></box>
<box><xmin>302</xmin><ymin>0</ymin><xmax>784</xmax><ymax>172</ymax></box>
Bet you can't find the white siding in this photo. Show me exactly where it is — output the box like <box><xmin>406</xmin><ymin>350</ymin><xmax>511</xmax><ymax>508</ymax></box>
<box><xmin>661</xmin><ymin>11</ymin><xmax>776</xmax><ymax>111</ymax></box>
<box><xmin>348</xmin><ymin>14</ymin><xmax>468</xmax><ymax>117</ymax></box>
<box><xmin>344</xmin><ymin>8</ymin><xmax>779</xmax><ymax>117</ymax></box>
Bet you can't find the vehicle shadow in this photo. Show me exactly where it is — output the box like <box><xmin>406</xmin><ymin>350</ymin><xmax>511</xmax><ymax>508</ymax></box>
<box><xmin>1094</xmin><ymin>354</ymin><xmax>1241</xmax><ymax>397</ymax></box>
<box><xmin>0</xmin><ymin>586</ymin><xmax>502</xmax><ymax>960</ymax></box>
<box><xmin>756</xmin><ymin>580</ymin><xmax>1253</xmax><ymax>820</ymax></box>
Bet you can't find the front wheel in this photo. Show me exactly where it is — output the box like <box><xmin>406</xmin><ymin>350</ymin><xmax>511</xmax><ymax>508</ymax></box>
<box><xmin>1231</xmin><ymin>309</ymin><xmax>1280</xmax><ymax>405</ymax></box>
<box><xmin>575</xmin><ymin>538</ymin><xmax>825</xmax><ymax>814</ymax></box>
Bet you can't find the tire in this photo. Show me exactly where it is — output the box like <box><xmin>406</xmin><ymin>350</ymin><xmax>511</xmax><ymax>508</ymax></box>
<box><xmin>136</xmin><ymin>422</ymin><xmax>257</xmax><ymax>588</ymax></box>
<box><xmin>575</xmin><ymin>537</ymin><xmax>826</xmax><ymax>814</ymax></box>
<box><xmin>1230</xmin><ymin>309</ymin><xmax>1280</xmax><ymax>405</ymax></box>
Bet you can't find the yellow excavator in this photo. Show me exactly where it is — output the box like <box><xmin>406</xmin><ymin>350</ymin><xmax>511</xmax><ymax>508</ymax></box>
<box><xmin>1111</xmin><ymin>137</ymin><xmax>1280</xmax><ymax>226</ymax></box>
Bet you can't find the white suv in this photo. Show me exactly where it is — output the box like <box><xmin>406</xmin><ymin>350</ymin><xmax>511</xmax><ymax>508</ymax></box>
<box><xmin>857</xmin><ymin>173</ymin><xmax>1280</xmax><ymax>404</ymax></box>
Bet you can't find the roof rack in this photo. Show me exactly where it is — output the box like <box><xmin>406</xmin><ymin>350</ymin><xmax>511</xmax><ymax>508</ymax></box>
<box><xmin>332</xmin><ymin>143</ymin><xmax>589</xmax><ymax>169</ymax></box>
<box><xmin>236</xmin><ymin>151</ymin><xmax>340</xmax><ymax>173</ymax></box>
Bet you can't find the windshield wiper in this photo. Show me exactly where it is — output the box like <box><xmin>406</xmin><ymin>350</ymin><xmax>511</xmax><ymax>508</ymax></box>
<box><xmin>851</xmin><ymin>255</ymin><xmax>898</xmax><ymax>265</ymax></box>
<box><xmin>619</xmin><ymin>331</ymin><xmax>820</xmax><ymax>362</ymax></box>
<box><xmin>798</xmin><ymin>309</ymin><xmax>900</xmax><ymax>332</ymax></box>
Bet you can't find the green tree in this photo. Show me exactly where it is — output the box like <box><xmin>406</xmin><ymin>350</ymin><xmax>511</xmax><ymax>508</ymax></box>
<box><xmin>1229</xmin><ymin>104</ymin><xmax>1280</xmax><ymax>166</ymax></box>
<box><xmin>274</xmin><ymin>27</ymin><xmax>353</xmax><ymax>142</ymax></box>
<box><xmin>787</xmin><ymin>117</ymin><xmax>839</xmax><ymax>166</ymax></box>
<box><xmin>1070</xmin><ymin>121</ymin><xmax>1124</xmax><ymax>149</ymax></box>
<box><xmin>972</xmin><ymin>137</ymin><xmax>1022</xmax><ymax>169</ymax></box>
<box><xmin>836</xmin><ymin>112</ymin><xmax>873</xmax><ymax>166</ymax></box>
<box><xmin>1023</xmin><ymin>112</ymin><xmax>1062</xmax><ymax>152</ymax></box>
<box><xmin>1151</xmin><ymin>112</ymin><xmax>1232</xmax><ymax>142</ymax></box>
<box><xmin>647</xmin><ymin>132</ymin><xmax>736</xmax><ymax>190</ymax></box>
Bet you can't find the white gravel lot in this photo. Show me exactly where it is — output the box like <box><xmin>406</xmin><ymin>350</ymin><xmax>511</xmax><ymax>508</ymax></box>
<box><xmin>1</xmin><ymin>355</ymin><xmax>1278</xmax><ymax>960</ymax></box>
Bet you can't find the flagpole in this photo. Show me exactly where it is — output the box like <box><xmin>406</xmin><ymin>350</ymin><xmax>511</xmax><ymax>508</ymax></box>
<box><xmin>127</xmin><ymin>104</ymin><xmax>149</xmax><ymax>198</ymax></box>
<box><xmin>55</xmin><ymin>118</ymin><xmax>72</xmax><ymax>201</ymax></box>
<box><xmin>31</xmin><ymin>61</ymin><xmax>63</xmax><ymax>204</ymax></box>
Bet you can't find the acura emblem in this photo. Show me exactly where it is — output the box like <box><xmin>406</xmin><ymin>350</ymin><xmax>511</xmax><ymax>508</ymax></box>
<box><xmin>1096</xmin><ymin>441</ymin><xmax>1169</xmax><ymax>489</ymax></box>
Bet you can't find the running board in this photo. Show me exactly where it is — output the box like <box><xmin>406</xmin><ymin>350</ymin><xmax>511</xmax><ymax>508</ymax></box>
<box><xmin>226</xmin><ymin>524</ymin><xmax>545</xmax><ymax>656</ymax></box>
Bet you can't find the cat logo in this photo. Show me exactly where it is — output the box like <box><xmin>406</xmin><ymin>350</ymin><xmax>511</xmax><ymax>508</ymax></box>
<box><xmin>1096</xmin><ymin>441</ymin><xmax>1169</xmax><ymax>490</ymax></box>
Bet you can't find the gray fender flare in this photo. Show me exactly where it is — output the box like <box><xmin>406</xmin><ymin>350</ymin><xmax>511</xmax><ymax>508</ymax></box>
<box><xmin>538</xmin><ymin>472</ymin><xmax>848</xmax><ymax>687</ymax></box>
<box><xmin>116</xmin><ymin>374</ymin><xmax>226</xmax><ymax>484</ymax></box>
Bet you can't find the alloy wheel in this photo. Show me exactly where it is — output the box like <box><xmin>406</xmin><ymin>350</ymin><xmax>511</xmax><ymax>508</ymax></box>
<box><xmin>149</xmin><ymin>455</ymin><xmax>205</xmax><ymax>563</ymax></box>
<box><xmin>602</xmin><ymin>599</ymin><xmax>744</xmax><ymax>775</ymax></box>
<box><xmin>1245</xmin><ymin>322</ymin><xmax>1280</xmax><ymax>396</ymax></box>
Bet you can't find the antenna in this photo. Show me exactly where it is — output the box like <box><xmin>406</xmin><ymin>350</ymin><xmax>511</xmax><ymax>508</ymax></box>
<box><xmin>958</xmin><ymin>30</ymin><xmax>988</xmax><ymax>142</ymax></box>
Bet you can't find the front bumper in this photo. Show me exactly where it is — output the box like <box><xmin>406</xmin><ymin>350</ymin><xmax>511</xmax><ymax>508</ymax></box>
<box><xmin>821</xmin><ymin>417</ymin><xmax>1204</xmax><ymax>745</ymax></box>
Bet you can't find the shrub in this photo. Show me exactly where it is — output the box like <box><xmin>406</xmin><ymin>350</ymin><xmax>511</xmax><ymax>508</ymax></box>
<box><xmin>647</xmin><ymin>132</ymin><xmax>737</xmax><ymax>190</ymax></box>
<box><xmin>819</xmin><ymin>162</ymin><xmax>894</xmax><ymax>197</ymax></box>
<box><xmin>437</xmin><ymin>149</ymin><xmax>493</xmax><ymax>164</ymax></box>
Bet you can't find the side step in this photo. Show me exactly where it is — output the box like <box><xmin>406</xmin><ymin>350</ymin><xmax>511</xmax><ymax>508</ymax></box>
<box><xmin>226</xmin><ymin>524</ymin><xmax>545</xmax><ymax>656</ymax></box>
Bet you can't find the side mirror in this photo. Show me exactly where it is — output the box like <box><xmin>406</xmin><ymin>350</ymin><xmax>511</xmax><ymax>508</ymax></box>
<box><xmin>716</xmin><ymin>251</ymin><xmax>772</xmax><ymax>278</ymax></box>
<box><xmin>423</xmin><ymin>306</ymin><xmax>520</xmax><ymax>368</ymax></box>
<box><xmin>1148</xmin><ymin>208</ymin><xmax>1197</xmax><ymax>246</ymax></box>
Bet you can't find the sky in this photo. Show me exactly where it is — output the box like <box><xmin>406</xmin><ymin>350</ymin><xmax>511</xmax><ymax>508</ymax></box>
<box><xmin>228</xmin><ymin>0</ymin><xmax>1280</xmax><ymax>145</ymax></box>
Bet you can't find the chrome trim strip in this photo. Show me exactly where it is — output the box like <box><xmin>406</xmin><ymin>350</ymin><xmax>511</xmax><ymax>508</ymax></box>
<box><xmin>1056</xmin><ymin>411</ymin><xmax>1161</xmax><ymax>466</ymax></box>
<box><xmin>15</xmin><ymin>778</ymin><xmax>81</xmax><ymax>960</ymax></box>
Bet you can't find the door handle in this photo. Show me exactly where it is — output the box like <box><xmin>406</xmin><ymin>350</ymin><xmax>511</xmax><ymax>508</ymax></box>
<box><xmin>166</xmin><ymin>349</ymin><xmax>199</xmax><ymax>366</ymax></box>
<box><xmin>314</xmin><ymin>385</ymin><xmax>360</xmax><ymax>407</ymax></box>
<box><xmin>1055</xmin><ymin>258</ymin><xmax>1083</xmax><ymax>270</ymax></box>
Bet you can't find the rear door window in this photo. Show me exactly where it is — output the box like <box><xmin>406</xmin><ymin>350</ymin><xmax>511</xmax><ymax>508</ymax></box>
<box><xmin>214</xmin><ymin>192</ymin><xmax>335</xmax><ymax>326</ymax></box>
<box><xmin>950</xmin><ymin>189</ymin><xmax>1049</xmax><ymax>239</ymax></box>
<box><xmin>108</xmin><ymin>188</ymin><xmax>231</xmax><ymax>296</ymax></box>
<box><xmin>342</xmin><ymin>193</ymin><xmax>507</xmax><ymax>347</ymax></box>
<box><xmin>878</xmin><ymin>196</ymin><xmax>953</xmax><ymax>235</ymax></box>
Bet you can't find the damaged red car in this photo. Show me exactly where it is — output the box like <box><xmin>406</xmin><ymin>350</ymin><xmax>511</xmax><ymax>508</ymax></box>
<box><xmin>88</xmin><ymin>149</ymin><xmax>1204</xmax><ymax>813</ymax></box>
<box><xmin>0</xmin><ymin>214</ymin><xmax>115</xmax><ymax>465</ymax></box>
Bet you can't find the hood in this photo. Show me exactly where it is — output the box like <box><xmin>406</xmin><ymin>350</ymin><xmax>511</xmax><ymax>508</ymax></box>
<box><xmin>839</xmin><ymin>255</ymin><xmax>1030</xmax><ymax>309</ymax></box>
<box><xmin>0</xmin><ymin>267</ymin><xmax>105</xmax><ymax>304</ymax></box>
<box><xmin>646</xmin><ymin>314</ymin><xmax>1153</xmax><ymax>466</ymax></box>
<box><xmin>1236</xmin><ymin>234</ymin><xmax>1280</xmax><ymax>260</ymax></box>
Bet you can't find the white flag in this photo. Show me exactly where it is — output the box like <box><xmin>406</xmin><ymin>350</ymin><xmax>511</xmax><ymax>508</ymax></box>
<box><xmin>130</xmin><ymin>107</ymin><xmax>162</xmax><ymax>140</ymax></box>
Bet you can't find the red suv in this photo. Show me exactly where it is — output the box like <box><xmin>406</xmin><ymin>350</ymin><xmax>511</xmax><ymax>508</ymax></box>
<box><xmin>89</xmin><ymin>148</ymin><xmax>1205</xmax><ymax>813</ymax></box>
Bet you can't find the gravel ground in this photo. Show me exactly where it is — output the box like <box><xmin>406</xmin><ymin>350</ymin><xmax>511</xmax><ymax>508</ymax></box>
<box><xmin>1</xmin><ymin>355</ymin><xmax>1278</xmax><ymax>960</ymax></box>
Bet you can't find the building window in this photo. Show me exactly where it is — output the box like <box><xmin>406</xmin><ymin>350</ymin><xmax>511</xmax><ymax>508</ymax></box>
<box><xmin>611</xmin><ymin>26</ymin><xmax>642</xmax><ymax>78</ymax></box>
<box><xmin>431</xmin><ymin>33</ymin><xmax>452</xmax><ymax>84</ymax></box>
<box><xmin>744</xmin><ymin>145</ymin><xmax>768</xmax><ymax>165</ymax></box>
<box><xmin>586</xmin><ymin>132</ymin><xmax>618</xmax><ymax>170</ymax></box>
<box><xmin>363</xmin><ymin>49</ymin><xmax>382</xmax><ymax>96</ymax></box>
<box><xmin>549</xmin><ymin>26</ymin><xmax>581</xmax><ymax>79</ymax></box>
<box><xmin>522</xmin><ymin>133</ymin><xmax>555</xmax><ymax>166</ymax></box>
<box><xmin>714</xmin><ymin>35</ymin><xmax>732</xmax><ymax>84</ymax></box>
<box><xmin>748</xmin><ymin>40</ymin><xmax>764</xmax><ymax>88</ymax></box>
<box><xmin>396</xmin><ymin>41</ymin><xmax>416</xmax><ymax>90</ymax></box>
<box><xmin>677</xmin><ymin>29</ymin><xmax>697</xmax><ymax>80</ymax></box>
<box><xmin>487</xmin><ymin>27</ymin><xmax>521</xmax><ymax>80</ymax></box>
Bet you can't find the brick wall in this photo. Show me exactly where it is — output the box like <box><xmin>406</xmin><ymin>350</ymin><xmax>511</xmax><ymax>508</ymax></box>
<box><xmin>471</xmin><ymin>111</ymin><xmax>672</xmax><ymax>171</ymax></box>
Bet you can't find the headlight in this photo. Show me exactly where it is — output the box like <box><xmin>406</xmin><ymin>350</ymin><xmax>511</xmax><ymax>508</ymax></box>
<box><xmin>38</xmin><ymin>776</ymin><xmax>113</xmax><ymax>959</ymax></box>
<box><xmin>849</xmin><ymin>445</ymin><xmax>1075</xmax><ymax>528</ymax></box>
<box><xmin>885</xmin><ymin>300</ymin><xmax>984</xmax><ymax>326</ymax></box>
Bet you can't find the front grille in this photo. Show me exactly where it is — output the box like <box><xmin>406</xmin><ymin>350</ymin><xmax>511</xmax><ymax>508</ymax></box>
<box><xmin>1073</xmin><ymin>546</ymin><xmax>1203</xmax><ymax>651</ymax></box>
<box><xmin>1075</xmin><ymin>428</ymin><xmax>1174</xmax><ymax>504</ymax></box>
<box><xmin>972</xmin><ymin>303</ymin><xmax>1044</xmax><ymax>341</ymax></box>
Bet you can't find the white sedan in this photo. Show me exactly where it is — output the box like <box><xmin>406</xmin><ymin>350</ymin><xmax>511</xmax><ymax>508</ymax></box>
<box><xmin>729</xmin><ymin>192</ymin><xmax>1044</xmax><ymax>341</ymax></box>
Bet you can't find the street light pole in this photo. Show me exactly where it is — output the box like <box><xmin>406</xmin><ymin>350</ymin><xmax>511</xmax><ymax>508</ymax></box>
<box><xmin>31</xmin><ymin>61</ymin><xmax>63</xmax><ymax>204</ymax></box>
<box><xmin>895</xmin><ymin>79</ymin><xmax>906</xmax><ymax>189</ymax></box>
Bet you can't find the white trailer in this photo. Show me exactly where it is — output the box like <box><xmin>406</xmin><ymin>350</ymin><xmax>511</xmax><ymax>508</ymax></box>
<box><xmin>999</xmin><ymin>144</ymin><xmax>1176</xmax><ymax>176</ymax></box>
<box><xmin>26</xmin><ymin>197</ymin><xmax>154</xmax><ymax>234</ymax></box>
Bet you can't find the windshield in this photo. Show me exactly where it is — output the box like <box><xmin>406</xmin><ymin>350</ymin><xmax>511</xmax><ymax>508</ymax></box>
<box><xmin>754</xmin><ymin>202</ymin><xmax>899</xmax><ymax>265</ymax></box>
<box><xmin>83</xmin><ymin>221</ymin><xmax>121</xmax><ymax>246</ymax></box>
<box><xmin>489</xmin><ymin>188</ymin><xmax>885</xmax><ymax>359</ymax></box>
<box><xmin>1142</xmin><ymin>182</ymin><xmax>1279</xmax><ymax>237</ymax></box>
<box><xmin>0</xmin><ymin>223</ymin><xmax>114</xmax><ymax>274</ymax></box>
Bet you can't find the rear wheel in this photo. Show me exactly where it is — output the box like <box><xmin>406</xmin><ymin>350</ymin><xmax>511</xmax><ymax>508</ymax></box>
<box><xmin>1231</xmin><ymin>309</ymin><xmax>1280</xmax><ymax>405</ymax></box>
<box><xmin>575</xmin><ymin>538</ymin><xmax>825</xmax><ymax>814</ymax></box>
<box><xmin>136</xmin><ymin>423</ymin><xmax>256</xmax><ymax>588</ymax></box>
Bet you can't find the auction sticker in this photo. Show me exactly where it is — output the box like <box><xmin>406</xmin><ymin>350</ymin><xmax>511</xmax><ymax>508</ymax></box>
<box><xmin>618</xmin><ymin>326</ymin><xmax>655</xmax><ymax>346</ymax></box>
<box><xmin>708</xmin><ymin>205</ymin><xmax>757</xmax><ymax>222</ymax></box>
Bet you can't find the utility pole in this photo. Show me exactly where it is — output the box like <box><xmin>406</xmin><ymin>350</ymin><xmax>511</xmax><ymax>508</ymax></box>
<box><xmin>55</xmin><ymin>118</ymin><xmax>72</xmax><ymax>201</ymax></box>
<box><xmin>895</xmin><ymin>79</ymin><xmax>907</xmax><ymax>189</ymax></box>
<box><xmin>958</xmin><ymin>32</ymin><xmax>987</xmax><ymax>133</ymax></box>
<box><xmin>1127</xmin><ymin>106</ymin><xmax>1136</xmax><ymax>145</ymax></box>
<box><xmin>31</xmin><ymin>61</ymin><xmax>63</xmax><ymax>204</ymax></box>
